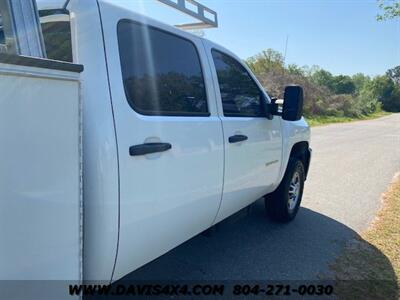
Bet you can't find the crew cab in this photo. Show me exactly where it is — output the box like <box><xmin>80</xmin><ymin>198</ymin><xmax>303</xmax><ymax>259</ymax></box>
<box><xmin>1</xmin><ymin>0</ymin><xmax>311</xmax><ymax>285</ymax></box>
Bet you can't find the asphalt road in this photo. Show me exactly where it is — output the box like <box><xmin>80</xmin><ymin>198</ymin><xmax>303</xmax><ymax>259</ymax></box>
<box><xmin>123</xmin><ymin>114</ymin><xmax>400</xmax><ymax>281</ymax></box>
<box><xmin>304</xmin><ymin>113</ymin><xmax>400</xmax><ymax>232</ymax></box>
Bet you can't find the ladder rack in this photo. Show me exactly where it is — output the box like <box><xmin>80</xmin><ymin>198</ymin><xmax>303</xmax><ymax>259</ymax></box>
<box><xmin>0</xmin><ymin>0</ymin><xmax>45</xmax><ymax>57</ymax></box>
<box><xmin>156</xmin><ymin>0</ymin><xmax>218</xmax><ymax>30</ymax></box>
<box><xmin>41</xmin><ymin>0</ymin><xmax>218</xmax><ymax>30</ymax></box>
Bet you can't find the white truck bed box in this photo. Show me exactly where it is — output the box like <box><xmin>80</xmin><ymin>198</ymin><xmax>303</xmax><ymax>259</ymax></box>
<box><xmin>0</xmin><ymin>54</ymin><xmax>83</xmax><ymax>299</ymax></box>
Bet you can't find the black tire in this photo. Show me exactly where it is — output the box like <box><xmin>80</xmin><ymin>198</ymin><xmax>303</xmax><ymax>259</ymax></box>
<box><xmin>265</xmin><ymin>158</ymin><xmax>305</xmax><ymax>222</ymax></box>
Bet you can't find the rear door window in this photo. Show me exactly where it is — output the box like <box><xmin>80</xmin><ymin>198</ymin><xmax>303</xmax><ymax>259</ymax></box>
<box><xmin>118</xmin><ymin>20</ymin><xmax>209</xmax><ymax>116</ymax></box>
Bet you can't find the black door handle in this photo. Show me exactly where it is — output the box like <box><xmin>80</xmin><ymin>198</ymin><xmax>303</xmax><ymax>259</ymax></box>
<box><xmin>129</xmin><ymin>142</ymin><xmax>172</xmax><ymax>156</ymax></box>
<box><xmin>228</xmin><ymin>135</ymin><xmax>248</xmax><ymax>143</ymax></box>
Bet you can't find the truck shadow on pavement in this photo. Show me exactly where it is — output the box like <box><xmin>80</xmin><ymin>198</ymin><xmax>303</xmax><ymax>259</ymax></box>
<box><xmin>117</xmin><ymin>199</ymin><xmax>397</xmax><ymax>298</ymax></box>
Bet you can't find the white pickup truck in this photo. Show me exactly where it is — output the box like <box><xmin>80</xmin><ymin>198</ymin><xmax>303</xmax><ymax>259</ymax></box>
<box><xmin>1</xmin><ymin>0</ymin><xmax>311</xmax><ymax>285</ymax></box>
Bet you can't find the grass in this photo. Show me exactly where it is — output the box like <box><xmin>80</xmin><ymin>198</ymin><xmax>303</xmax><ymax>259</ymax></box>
<box><xmin>329</xmin><ymin>175</ymin><xmax>400</xmax><ymax>299</ymax></box>
<box><xmin>306</xmin><ymin>111</ymin><xmax>391</xmax><ymax>127</ymax></box>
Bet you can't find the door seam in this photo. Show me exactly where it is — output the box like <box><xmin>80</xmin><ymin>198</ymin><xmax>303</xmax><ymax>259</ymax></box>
<box><xmin>201</xmin><ymin>40</ymin><xmax>225</xmax><ymax>226</ymax></box>
<box><xmin>96</xmin><ymin>0</ymin><xmax>121</xmax><ymax>284</ymax></box>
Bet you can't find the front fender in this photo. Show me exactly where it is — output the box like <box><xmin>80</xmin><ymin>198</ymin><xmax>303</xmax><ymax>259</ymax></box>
<box><xmin>277</xmin><ymin>117</ymin><xmax>311</xmax><ymax>186</ymax></box>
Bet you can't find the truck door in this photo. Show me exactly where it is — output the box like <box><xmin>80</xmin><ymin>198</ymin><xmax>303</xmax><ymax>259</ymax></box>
<box><xmin>99</xmin><ymin>9</ymin><xmax>224</xmax><ymax>280</ymax></box>
<box><xmin>205</xmin><ymin>45</ymin><xmax>283</xmax><ymax>223</ymax></box>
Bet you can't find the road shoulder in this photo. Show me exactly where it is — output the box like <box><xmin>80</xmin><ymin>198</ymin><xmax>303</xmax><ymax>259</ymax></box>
<box><xmin>328</xmin><ymin>173</ymin><xmax>400</xmax><ymax>299</ymax></box>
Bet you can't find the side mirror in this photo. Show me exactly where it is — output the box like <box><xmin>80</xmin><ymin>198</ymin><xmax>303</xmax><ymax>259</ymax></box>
<box><xmin>282</xmin><ymin>85</ymin><xmax>304</xmax><ymax>121</ymax></box>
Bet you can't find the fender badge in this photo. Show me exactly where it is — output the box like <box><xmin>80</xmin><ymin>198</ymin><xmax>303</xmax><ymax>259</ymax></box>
<box><xmin>265</xmin><ymin>160</ymin><xmax>279</xmax><ymax>167</ymax></box>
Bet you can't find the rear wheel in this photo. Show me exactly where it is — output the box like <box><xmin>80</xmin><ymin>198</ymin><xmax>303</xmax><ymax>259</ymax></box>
<box><xmin>265</xmin><ymin>158</ymin><xmax>305</xmax><ymax>222</ymax></box>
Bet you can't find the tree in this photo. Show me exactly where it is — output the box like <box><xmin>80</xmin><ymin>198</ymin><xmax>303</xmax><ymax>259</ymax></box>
<box><xmin>377</xmin><ymin>0</ymin><xmax>400</xmax><ymax>20</ymax></box>
<box><xmin>367</xmin><ymin>75</ymin><xmax>400</xmax><ymax>112</ymax></box>
<box><xmin>287</xmin><ymin>64</ymin><xmax>306</xmax><ymax>76</ymax></box>
<box><xmin>352</xmin><ymin>73</ymin><xmax>371</xmax><ymax>92</ymax></box>
<box><xmin>386</xmin><ymin>66</ymin><xmax>400</xmax><ymax>85</ymax></box>
<box><xmin>310</xmin><ymin>70</ymin><xmax>355</xmax><ymax>94</ymax></box>
<box><xmin>331</xmin><ymin>75</ymin><xmax>356</xmax><ymax>94</ymax></box>
<box><xmin>310</xmin><ymin>69</ymin><xmax>334</xmax><ymax>91</ymax></box>
<box><xmin>246</xmin><ymin>49</ymin><xmax>285</xmax><ymax>75</ymax></box>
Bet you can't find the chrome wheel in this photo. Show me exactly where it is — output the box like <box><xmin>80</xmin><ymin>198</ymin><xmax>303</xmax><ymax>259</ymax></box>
<box><xmin>265</xmin><ymin>159</ymin><xmax>305</xmax><ymax>222</ymax></box>
<box><xmin>288</xmin><ymin>171</ymin><xmax>300</xmax><ymax>211</ymax></box>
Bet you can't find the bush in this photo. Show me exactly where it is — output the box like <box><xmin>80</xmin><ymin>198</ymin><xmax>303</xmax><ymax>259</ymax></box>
<box><xmin>246</xmin><ymin>48</ymin><xmax>399</xmax><ymax>117</ymax></box>
<box><xmin>367</xmin><ymin>76</ymin><xmax>400</xmax><ymax>112</ymax></box>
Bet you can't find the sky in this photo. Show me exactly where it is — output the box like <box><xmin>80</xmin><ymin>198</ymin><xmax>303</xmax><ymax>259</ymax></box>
<box><xmin>110</xmin><ymin>0</ymin><xmax>400</xmax><ymax>77</ymax></box>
